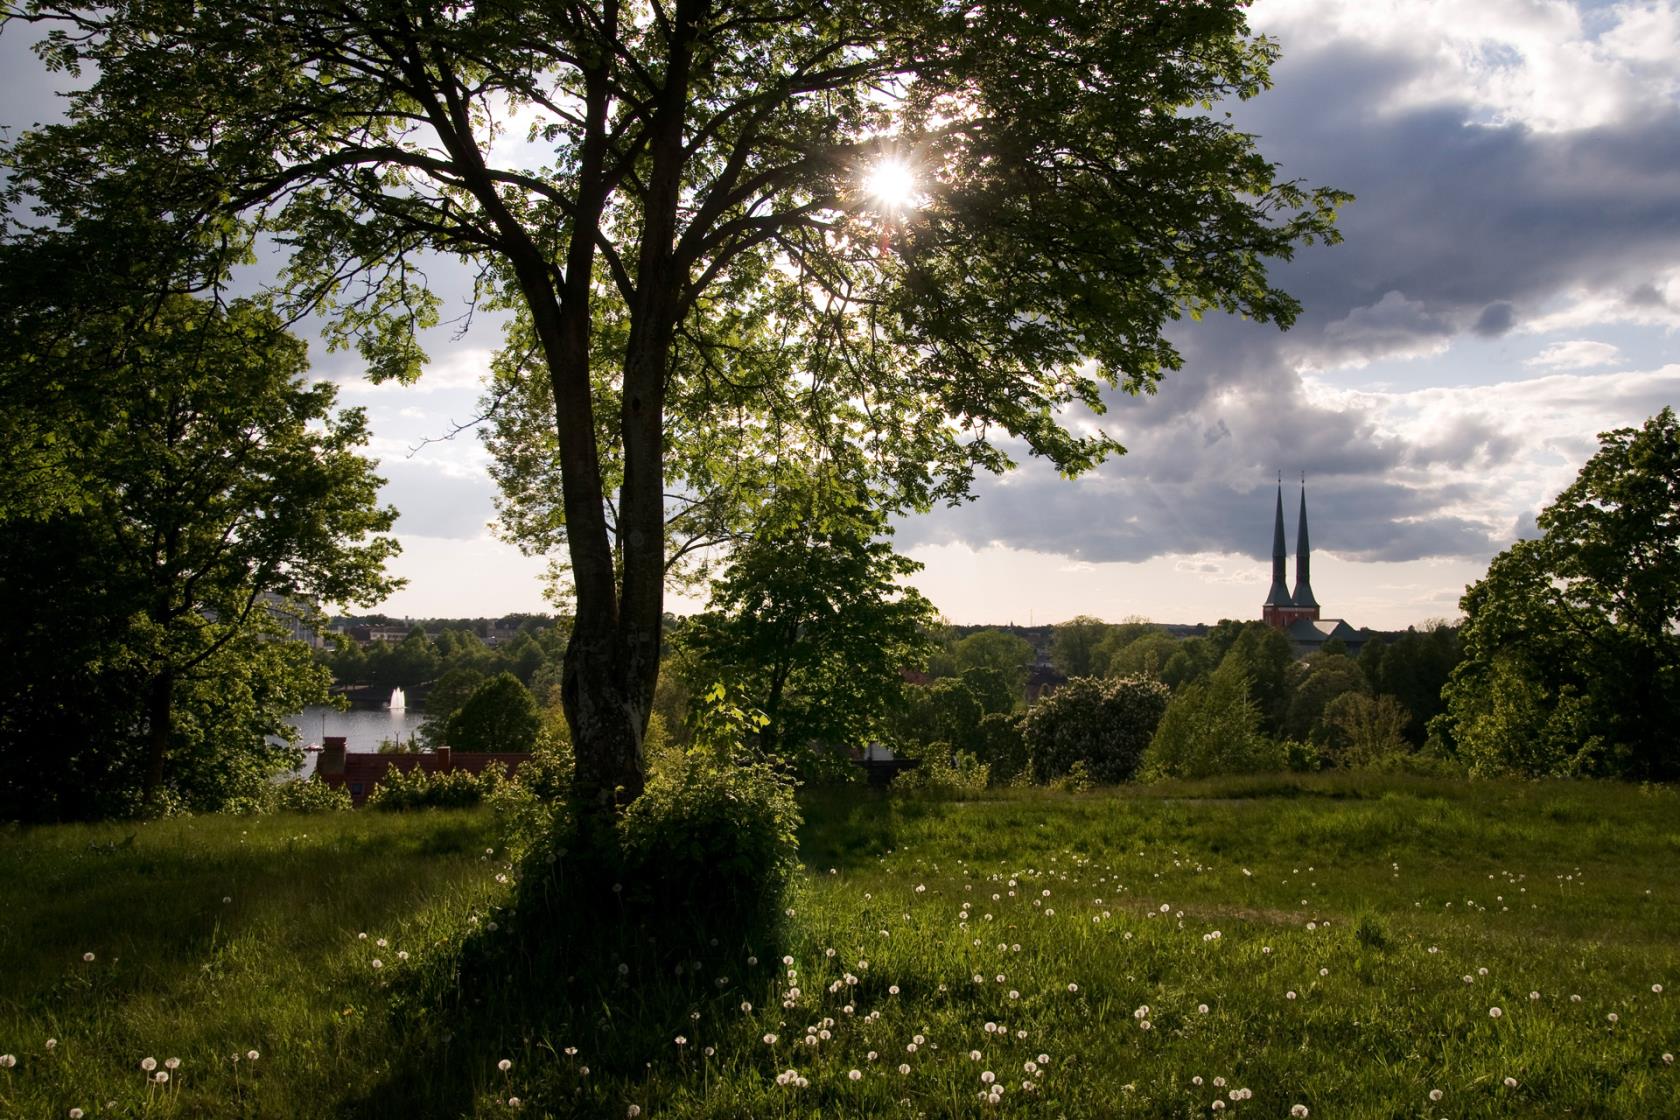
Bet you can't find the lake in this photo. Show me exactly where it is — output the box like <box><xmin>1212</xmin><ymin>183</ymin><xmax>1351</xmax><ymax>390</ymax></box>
<box><xmin>282</xmin><ymin>704</ymin><xmax>428</xmax><ymax>779</ymax></box>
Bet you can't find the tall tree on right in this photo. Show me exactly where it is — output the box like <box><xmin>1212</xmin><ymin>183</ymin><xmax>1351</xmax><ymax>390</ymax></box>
<box><xmin>1439</xmin><ymin>409</ymin><xmax>1680</xmax><ymax>779</ymax></box>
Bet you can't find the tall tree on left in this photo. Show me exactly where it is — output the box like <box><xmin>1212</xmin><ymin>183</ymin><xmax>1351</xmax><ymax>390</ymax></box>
<box><xmin>0</xmin><ymin>290</ymin><xmax>401</xmax><ymax>820</ymax></box>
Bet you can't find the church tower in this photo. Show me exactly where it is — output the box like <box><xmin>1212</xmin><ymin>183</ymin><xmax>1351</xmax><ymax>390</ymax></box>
<box><xmin>1290</xmin><ymin>477</ymin><xmax>1320</xmax><ymax>621</ymax></box>
<box><xmin>1261</xmin><ymin>477</ymin><xmax>1294</xmax><ymax>627</ymax></box>
<box><xmin>1262</xmin><ymin>476</ymin><xmax>1322</xmax><ymax>630</ymax></box>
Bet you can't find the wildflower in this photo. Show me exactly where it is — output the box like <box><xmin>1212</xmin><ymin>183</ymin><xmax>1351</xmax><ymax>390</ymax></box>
<box><xmin>376</xmin><ymin>938</ymin><xmax>388</xmax><ymax>948</ymax></box>
<box><xmin>1663</xmin><ymin>1053</ymin><xmax>1674</xmax><ymax>1064</ymax></box>
<box><xmin>867</xmin><ymin>1051</ymin><xmax>878</xmax><ymax>1061</ymax></box>
<box><xmin>499</xmin><ymin>1058</ymin><xmax>513</xmax><ymax>1071</ymax></box>
<box><xmin>627</xmin><ymin>1107</ymin><xmax>641</xmax><ymax>1118</ymax></box>
<box><xmin>1529</xmin><ymin>990</ymin><xmax>1540</xmax><ymax>1000</ymax></box>
<box><xmin>1138</xmin><ymin>1020</ymin><xmax>1152</xmax><ymax>1031</ymax></box>
<box><xmin>1503</xmin><ymin>1077</ymin><xmax>1518</xmax><ymax>1088</ymax></box>
<box><xmin>1198</xmin><ymin>1003</ymin><xmax>1210</xmax><ymax>1014</ymax></box>
<box><xmin>371</xmin><ymin>959</ymin><xmax>384</xmax><ymax>970</ymax></box>
<box><xmin>45</xmin><ymin>1039</ymin><xmax>57</xmax><ymax>1051</ymax></box>
<box><xmin>1009</xmin><ymin>989</ymin><xmax>1020</xmax><ymax>1000</ymax></box>
<box><xmin>1652</xmin><ymin>984</ymin><xmax>1663</xmax><ymax>994</ymax></box>
<box><xmin>71</xmin><ymin>1111</ymin><xmax>84</xmax><ymax>1119</ymax></box>
<box><xmin>508</xmin><ymin>1099</ymin><xmax>521</xmax><ymax>1109</ymax></box>
<box><xmin>1286</xmin><ymin>990</ymin><xmax>1298</xmax><ymax>1000</ymax></box>
<box><xmin>247</xmin><ymin>1051</ymin><xmax>260</xmax><ymax>1061</ymax></box>
<box><xmin>899</xmin><ymin>1063</ymin><xmax>911</xmax><ymax>1075</ymax></box>
<box><xmin>888</xmin><ymin>985</ymin><xmax>900</xmax><ymax>996</ymax></box>
<box><xmin>1571</xmin><ymin>993</ymin><xmax>1582</xmax><ymax>1002</ymax></box>
<box><xmin>141</xmin><ymin>1057</ymin><xmax>158</xmax><ymax>1071</ymax></box>
<box><xmin>763</xmin><ymin>1033</ymin><xmax>778</xmax><ymax>1045</ymax></box>
<box><xmin>674</xmin><ymin>1037</ymin><xmax>686</xmax><ymax>1047</ymax></box>
<box><xmin>564</xmin><ymin>1047</ymin><xmax>578</xmax><ymax>1056</ymax></box>
<box><xmin>153</xmin><ymin>1072</ymin><xmax>169</xmax><ymax>1084</ymax></box>
<box><xmin>981</xmin><ymin>1071</ymin><xmax>996</xmax><ymax>1084</ymax></box>
<box><xmin>1429</xmin><ymin>1089</ymin><xmax>1443</xmax><ymax>1101</ymax></box>
<box><xmin>1608</xmin><ymin>1012</ymin><xmax>1619</xmax><ymax>1023</ymax></box>
<box><xmin>1211</xmin><ymin>1101</ymin><xmax>1225</xmax><ymax>1112</ymax></box>
<box><xmin>1038</xmin><ymin>1054</ymin><xmax>1050</xmax><ymax>1065</ymax></box>
<box><xmin>1067</xmin><ymin>983</ymin><xmax>1079</xmax><ymax>993</ymax></box>
<box><xmin>164</xmin><ymin>1058</ymin><xmax>179</xmax><ymax>1070</ymax></box>
<box><xmin>398</xmin><ymin>951</ymin><xmax>409</xmax><ymax>961</ymax></box>
<box><xmin>1292</xmin><ymin>1107</ymin><xmax>1310</xmax><ymax>1117</ymax></box>
<box><xmin>970</xmin><ymin>1050</ymin><xmax>982</xmax><ymax>1061</ymax></box>
<box><xmin>1214</xmin><ymin>1077</ymin><xmax>1226</xmax><ymax>1087</ymax></box>
<box><xmin>1489</xmin><ymin>1006</ymin><xmax>1503</xmax><ymax>1019</ymax></box>
<box><xmin>82</xmin><ymin>952</ymin><xmax>95</xmax><ymax>962</ymax></box>
<box><xmin>849</xmin><ymin>1069</ymin><xmax>863</xmax><ymax>1081</ymax></box>
<box><xmin>0</xmin><ymin>1054</ymin><xmax>15</xmax><ymax>1068</ymax></box>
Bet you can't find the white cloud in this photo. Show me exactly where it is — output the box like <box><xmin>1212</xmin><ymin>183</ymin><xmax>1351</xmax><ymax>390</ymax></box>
<box><xmin>1524</xmin><ymin>339</ymin><xmax>1622</xmax><ymax>369</ymax></box>
<box><xmin>1308</xmin><ymin>290</ymin><xmax>1457</xmax><ymax>370</ymax></box>
<box><xmin>1251</xmin><ymin>0</ymin><xmax>1680</xmax><ymax>132</ymax></box>
<box><xmin>333</xmin><ymin>346</ymin><xmax>497</xmax><ymax>395</ymax></box>
<box><xmin>1520</xmin><ymin>269</ymin><xmax>1680</xmax><ymax>333</ymax></box>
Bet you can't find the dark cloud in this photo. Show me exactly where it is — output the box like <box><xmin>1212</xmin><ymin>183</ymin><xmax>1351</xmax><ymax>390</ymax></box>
<box><xmin>1472</xmin><ymin>301</ymin><xmax>1515</xmax><ymax>337</ymax></box>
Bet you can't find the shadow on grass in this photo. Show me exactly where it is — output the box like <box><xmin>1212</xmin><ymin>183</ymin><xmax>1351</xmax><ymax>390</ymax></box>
<box><xmin>348</xmin><ymin>823</ymin><xmax>794</xmax><ymax>1118</ymax></box>
<box><xmin>793</xmin><ymin>783</ymin><xmax>916</xmax><ymax>871</ymax></box>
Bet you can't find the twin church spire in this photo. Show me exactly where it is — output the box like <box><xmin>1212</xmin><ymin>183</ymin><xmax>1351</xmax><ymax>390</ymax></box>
<box><xmin>1263</xmin><ymin>475</ymin><xmax>1320</xmax><ymax>628</ymax></box>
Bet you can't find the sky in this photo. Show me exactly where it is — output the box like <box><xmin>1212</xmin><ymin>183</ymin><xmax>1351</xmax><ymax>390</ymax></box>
<box><xmin>5</xmin><ymin>1</ymin><xmax>1679</xmax><ymax>630</ymax></box>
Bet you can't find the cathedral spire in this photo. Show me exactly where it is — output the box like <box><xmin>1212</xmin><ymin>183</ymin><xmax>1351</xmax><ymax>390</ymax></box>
<box><xmin>1292</xmin><ymin>475</ymin><xmax>1319</xmax><ymax>611</ymax></box>
<box><xmin>1264</xmin><ymin>474</ymin><xmax>1293</xmax><ymax>609</ymax></box>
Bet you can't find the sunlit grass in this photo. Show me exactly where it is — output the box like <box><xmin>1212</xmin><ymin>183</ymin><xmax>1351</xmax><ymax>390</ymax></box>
<box><xmin>1</xmin><ymin>776</ymin><xmax>1676</xmax><ymax>1117</ymax></box>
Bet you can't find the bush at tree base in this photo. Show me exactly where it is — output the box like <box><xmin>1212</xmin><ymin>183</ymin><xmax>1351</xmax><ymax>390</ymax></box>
<box><xmin>614</xmin><ymin>749</ymin><xmax>801</xmax><ymax>941</ymax></box>
<box><xmin>1023</xmin><ymin>675</ymin><xmax>1169</xmax><ymax>784</ymax></box>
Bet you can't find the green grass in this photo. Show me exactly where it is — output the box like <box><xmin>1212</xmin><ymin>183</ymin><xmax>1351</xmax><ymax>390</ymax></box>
<box><xmin>2</xmin><ymin>775</ymin><xmax>1677</xmax><ymax>1117</ymax></box>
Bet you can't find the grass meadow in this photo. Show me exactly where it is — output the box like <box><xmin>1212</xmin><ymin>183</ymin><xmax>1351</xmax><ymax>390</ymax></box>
<box><xmin>1</xmin><ymin>774</ymin><xmax>1676</xmax><ymax>1118</ymax></box>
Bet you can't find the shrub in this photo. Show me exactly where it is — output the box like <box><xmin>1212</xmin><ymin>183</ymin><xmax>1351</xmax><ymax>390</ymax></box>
<box><xmin>365</xmin><ymin>762</ymin><xmax>507</xmax><ymax>811</ymax></box>
<box><xmin>226</xmin><ymin>776</ymin><xmax>352</xmax><ymax>815</ymax></box>
<box><xmin>271</xmin><ymin>776</ymin><xmax>353</xmax><ymax>813</ymax></box>
<box><xmin>488</xmin><ymin>735</ymin><xmax>574</xmax><ymax>853</ymax></box>
<box><xmin>616</xmin><ymin>748</ymin><xmax>801</xmax><ymax>939</ymax></box>
<box><xmin>898</xmin><ymin>744</ymin><xmax>990</xmax><ymax>795</ymax></box>
<box><xmin>1023</xmin><ymin>675</ymin><xmax>1169</xmax><ymax>784</ymax></box>
<box><xmin>1140</xmin><ymin>660</ymin><xmax>1284</xmax><ymax>780</ymax></box>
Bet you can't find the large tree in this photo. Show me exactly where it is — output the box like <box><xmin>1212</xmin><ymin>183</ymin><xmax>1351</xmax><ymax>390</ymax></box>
<box><xmin>1440</xmin><ymin>409</ymin><xmax>1680</xmax><ymax>779</ymax></box>
<box><xmin>0</xmin><ymin>295</ymin><xmax>399</xmax><ymax>818</ymax></box>
<box><xmin>4</xmin><ymin>0</ymin><xmax>1345</xmax><ymax>816</ymax></box>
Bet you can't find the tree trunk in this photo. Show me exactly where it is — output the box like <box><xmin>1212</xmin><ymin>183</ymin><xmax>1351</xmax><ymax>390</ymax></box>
<box><xmin>141</xmin><ymin>666</ymin><xmax>173</xmax><ymax>809</ymax></box>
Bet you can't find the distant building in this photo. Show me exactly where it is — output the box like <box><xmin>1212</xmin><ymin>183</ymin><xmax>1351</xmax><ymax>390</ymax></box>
<box><xmin>315</xmin><ymin>737</ymin><xmax>530</xmax><ymax>806</ymax></box>
<box><xmin>1261</xmin><ymin>478</ymin><xmax>1367</xmax><ymax>657</ymax></box>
